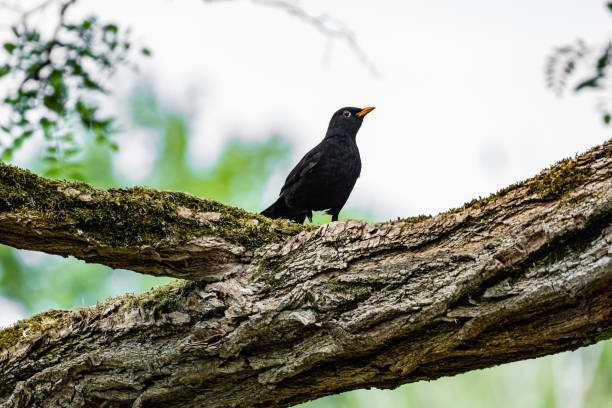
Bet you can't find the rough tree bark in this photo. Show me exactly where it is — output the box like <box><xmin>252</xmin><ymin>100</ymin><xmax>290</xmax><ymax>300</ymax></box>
<box><xmin>0</xmin><ymin>140</ymin><xmax>611</xmax><ymax>408</ymax></box>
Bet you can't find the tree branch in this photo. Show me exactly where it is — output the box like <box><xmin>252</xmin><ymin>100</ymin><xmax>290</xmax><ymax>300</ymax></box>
<box><xmin>0</xmin><ymin>140</ymin><xmax>611</xmax><ymax>407</ymax></box>
<box><xmin>0</xmin><ymin>168</ymin><xmax>310</xmax><ymax>280</ymax></box>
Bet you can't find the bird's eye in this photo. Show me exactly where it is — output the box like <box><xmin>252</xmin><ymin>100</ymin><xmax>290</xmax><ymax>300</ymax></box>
<box><xmin>343</xmin><ymin>110</ymin><xmax>351</xmax><ymax>118</ymax></box>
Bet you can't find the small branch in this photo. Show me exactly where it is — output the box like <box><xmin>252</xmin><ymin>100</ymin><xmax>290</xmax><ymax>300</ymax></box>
<box><xmin>21</xmin><ymin>0</ymin><xmax>60</xmax><ymax>20</ymax></box>
<box><xmin>0</xmin><ymin>1</ymin><xmax>21</xmax><ymax>12</ymax></box>
<box><xmin>203</xmin><ymin>0</ymin><xmax>380</xmax><ymax>76</ymax></box>
<box><xmin>0</xmin><ymin>0</ymin><xmax>66</xmax><ymax>21</ymax></box>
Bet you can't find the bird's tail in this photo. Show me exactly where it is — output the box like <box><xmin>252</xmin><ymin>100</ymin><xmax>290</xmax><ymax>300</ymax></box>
<box><xmin>261</xmin><ymin>197</ymin><xmax>307</xmax><ymax>224</ymax></box>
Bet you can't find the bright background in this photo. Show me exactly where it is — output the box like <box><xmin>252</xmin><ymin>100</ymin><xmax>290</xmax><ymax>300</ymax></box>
<box><xmin>1</xmin><ymin>1</ymin><xmax>611</xmax><ymax>407</ymax></box>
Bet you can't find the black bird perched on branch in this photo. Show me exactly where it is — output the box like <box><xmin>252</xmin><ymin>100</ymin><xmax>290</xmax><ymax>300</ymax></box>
<box><xmin>262</xmin><ymin>106</ymin><xmax>375</xmax><ymax>223</ymax></box>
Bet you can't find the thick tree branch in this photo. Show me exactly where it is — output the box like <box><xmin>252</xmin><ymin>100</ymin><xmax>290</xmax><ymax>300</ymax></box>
<box><xmin>0</xmin><ymin>140</ymin><xmax>611</xmax><ymax>407</ymax></box>
<box><xmin>0</xmin><ymin>168</ymin><xmax>310</xmax><ymax>281</ymax></box>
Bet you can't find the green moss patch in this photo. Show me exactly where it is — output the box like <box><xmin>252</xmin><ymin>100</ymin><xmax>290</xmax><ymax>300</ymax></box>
<box><xmin>0</xmin><ymin>309</ymin><xmax>67</xmax><ymax>350</ymax></box>
<box><xmin>126</xmin><ymin>279</ymin><xmax>190</xmax><ymax>311</ymax></box>
<box><xmin>397</xmin><ymin>214</ymin><xmax>432</xmax><ymax>224</ymax></box>
<box><xmin>448</xmin><ymin>181</ymin><xmax>524</xmax><ymax>214</ymax></box>
<box><xmin>0</xmin><ymin>163</ymin><xmax>314</xmax><ymax>251</ymax></box>
<box><xmin>250</xmin><ymin>255</ymin><xmax>287</xmax><ymax>284</ymax></box>
<box><xmin>0</xmin><ymin>281</ymin><xmax>193</xmax><ymax>350</ymax></box>
<box><xmin>446</xmin><ymin>149</ymin><xmax>599</xmax><ymax>215</ymax></box>
<box><xmin>564</xmin><ymin>192</ymin><xmax>596</xmax><ymax>205</ymax></box>
<box><xmin>326</xmin><ymin>277</ymin><xmax>372</xmax><ymax>298</ymax></box>
<box><xmin>527</xmin><ymin>158</ymin><xmax>593</xmax><ymax>201</ymax></box>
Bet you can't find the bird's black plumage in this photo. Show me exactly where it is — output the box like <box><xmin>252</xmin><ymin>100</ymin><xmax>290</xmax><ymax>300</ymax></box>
<box><xmin>262</xmin><ymin>106</ymin><xmax>374</xmax><ymax>223</ymax></box>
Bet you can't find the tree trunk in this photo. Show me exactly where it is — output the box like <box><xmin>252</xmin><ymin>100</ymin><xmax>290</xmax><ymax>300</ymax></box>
<box><xmin>0</xmin><ymin>141</ymin><xmax>611</xmax><ymax>408</ymax></box>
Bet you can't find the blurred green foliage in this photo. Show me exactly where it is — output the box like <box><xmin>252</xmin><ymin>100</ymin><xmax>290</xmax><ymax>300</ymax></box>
<box><xmin>0</xmin><ymin>1</ymin><xmax>149</xmax><ymax>178</ymax></box>
<box><xmin>546</xmin><ymin>2</ymin><xmax>612</xmax><ymax>126</ymax></box>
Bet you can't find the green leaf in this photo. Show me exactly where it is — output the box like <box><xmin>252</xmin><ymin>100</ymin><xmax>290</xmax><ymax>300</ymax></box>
<box><xmin>59</xmin><ymin>133</ymin><xmax>75</xmax><ymax>142</ymax></box>
<box><xmin>608</xmin><ymin>3</ymin><xmax>612</xmax><ymax>12</ymax></box>
<box><xmin>3</xmin><ymin>43</ymin><xmax>16</xmax><ymax>53</ymax></box>
<box><xmin>92</xmin><ymin>118</ymin><xmax>114</xmax><ymax>132</ymax></box>
<box><xmin>575</xmin><ymin>77</ymin><xmax>600</xmax><ymax>91</ymax></box>
<box><xmin>141</xmin><ymin>48</ymin><xmax>151</xmax><ymax>56</ymax></box>
<box><xmin>76</xmin><ymin>100</ymin><xmax>89</xmax><ymax>115</ymax></box>
<box><xmin>26</xmin><ymin>30</ymin><xmax>40</xmax><ymax>42</ymax></box>
<box><xmin>0</xmin><ymin>64</ymin><xmax>10</xmax><ymax>78</ymax></box>
<box><xmin>43</xmin><ymin>95</ymin><xmax>64</xmax><ymax>114</ymax></box>
<box><xmin>109</xmin><ymin>142</ymin><xmax>119</xmax><ymax>152</ymax></box>
<box><xmin>82</xmin><ymin>17</ymin><xmax>96</xmax><ymax>30</ymax></box>
<box><xmin>22</xmin><ymin>130</ymin><xmax>34</xmax><ymax>138</ymax></box>
<box><xmin>2</xmin><ymin>148</ymin><xmax>13</xmax><ymax>160</ymax></box>
<box><xmin>82</xmin><ymin>76</ymin><xmax>100</xmax><ymax>90</ymax></box>
<box><xmin>42</xmin><ymin>156</ymin><xmax>58</xmax><ymax>163</ymax></box>
<box><xmin>49</xmin><ymin>69</ymin><xmax>65</xmax><ymax>90</ymax></box>
<box><xmin>64</xmin><ymin>148</ymin><xmax>81</xmax><ymax>159</ymax></box>
<box><xmin>597</xmin><ymin>49</ymin><xmax>610</xmax><ymax>70</ymax></box>
<box><xmin>604</xmin><ymin>114</ymin><xmax>611</xmax><ymax>124</ymax></box>
<box><xmin>40</xmin><ymin>117</ymin><xmax>57</xmax><ymax>129</ymax></box>
<box><xmin>103</xmin><ymin>24</ymin><xmax>118</xmax><ymax>33</ymax></box>
<box><xmin>26</xmin><ymin>61</ymin><xmax>45</xmax><ymax>74</ymax></box>
<box><xmin>67</xmin><ymin>59</ymin><xmax>84</xmax><ymax>75</ymax></box>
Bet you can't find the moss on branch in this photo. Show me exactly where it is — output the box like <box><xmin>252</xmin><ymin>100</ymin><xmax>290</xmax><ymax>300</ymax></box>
<box><xmin>0</xmin><ymin>163</ymin><xmax>314</xmax><ymax>251</ymax></box>
<box><xmin>0</xmin><ymin>141</ymin><xmax>608</xmax><ymax>256</ymax></box>
<box><xmin>0</xmin><ymin>280</ymin><xmax>194</xmax><ymax>350</ymax></box>
<box><xmin>447</xmin><ymin>143</ymin><xmax>609</xmax><ymax>214</ymax></box>
<box><xmin>0</xmin><ymin>310</ymin><xmax>68</xmax><ymax>350</ymax></box>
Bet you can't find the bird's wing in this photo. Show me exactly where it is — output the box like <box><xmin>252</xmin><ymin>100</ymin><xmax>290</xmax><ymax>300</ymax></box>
<box><xmin>280</xmin><ymin>147</ymin><xmax>323</xmax><ymax>196</ymax></box>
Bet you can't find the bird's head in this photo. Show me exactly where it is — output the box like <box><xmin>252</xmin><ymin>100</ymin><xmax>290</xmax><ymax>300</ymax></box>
<box><xmin>327</xmin><ymin>106</ymin><xmax>375</xmax><ymax>137</ymax></box>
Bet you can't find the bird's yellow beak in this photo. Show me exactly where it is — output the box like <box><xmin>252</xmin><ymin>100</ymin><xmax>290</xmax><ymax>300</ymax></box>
<box><xmin>356</xmin><ymin>107</ymin><xmax>375</xmax><ymax>117</ymax></box>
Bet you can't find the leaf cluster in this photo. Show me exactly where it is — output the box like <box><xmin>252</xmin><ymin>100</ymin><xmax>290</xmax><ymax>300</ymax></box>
<box><xmin>545</xmin><ymin>3</ymin><xmax>612</xmax><ymax>125</ymax></box>
<box><xmin>0</xmin><ymin>2</ymin><xmax>150</xmax><ymax>178</ymax></box>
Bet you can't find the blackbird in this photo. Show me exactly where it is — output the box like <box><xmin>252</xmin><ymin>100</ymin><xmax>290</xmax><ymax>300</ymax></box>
<box><xmin>261</xmin><ymin>106</ymin><xmax>375</xmax><ymax>223</ymax></box>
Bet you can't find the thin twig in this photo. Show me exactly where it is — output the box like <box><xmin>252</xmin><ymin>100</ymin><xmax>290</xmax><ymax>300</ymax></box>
<box><xmin>203</xmin><ymin>0</ymin><xmax>380</xmax><ymax>76</ymax></box>
<box><xmin>0</xmin><ymin>1</ymin><xmax>21</xmax><ymax>12</ymax></box>
<box><xmin>21</xmin><ymin>0</ymin><xmax>60</xmax><ymax>20</ymax></box>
